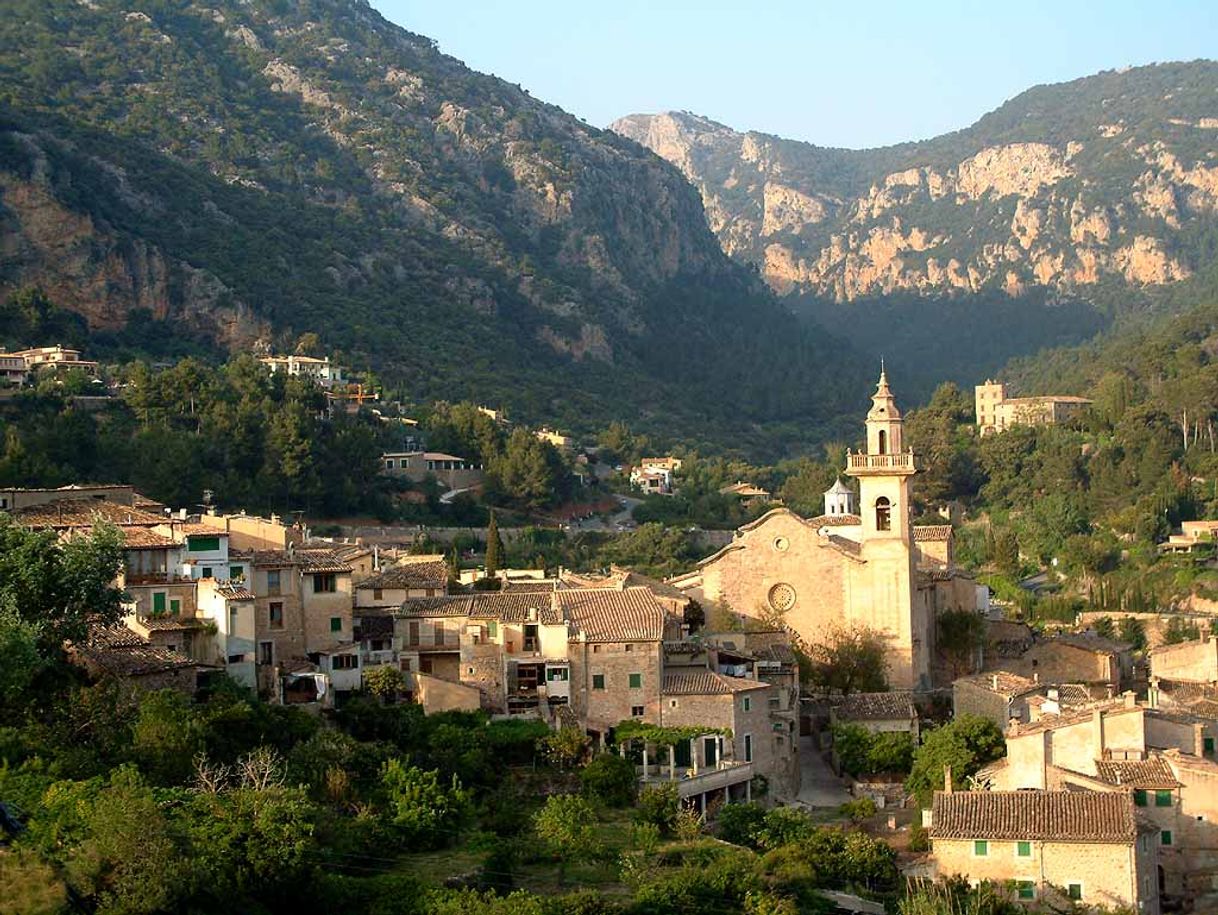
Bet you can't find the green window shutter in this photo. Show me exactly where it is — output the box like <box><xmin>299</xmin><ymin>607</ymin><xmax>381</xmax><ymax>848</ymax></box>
<box><xmin>330</xmin><ymin>617</ymin><xmax>342</xmax><ymax>633</ymax></box>
<box><xmin>1017</xmin><ymin>841</ymin><xmax>1031</xmax><ymax>857</ymax></box>
<box><xmin>743</xmin><ymin>697</ymin><xmax>751</xmax><ymax>712</ymax></box>
<box><xmin>488</xmin><ymin>621</ymin><xmax>498</xmax><ymax>638</ymax></box>
<box><xmin>1162</xmin><ymin>830</ymin><xmax>1173</xmax><ymax>846</ymax></box>
<box><xmin>1068</xmin><ymin>884</ymin><xmax>1082</xmax><ymax>901</ymax></box>
<box><xmin>592</xmin><ymin>674</ymin><xmax>605</xmax><ymax>690</ymax></box>
<box><xmin>973</xmin><ymin>840</ymin><xmax>987</xmax><ymax>856</ymax></box>
<box><xmin>152</xmin><ymin>592</ymin><xmax>166</xmax><ymax>614</ymax></box>
<box><xmin>1017</xmin><ymin>881</ymin><xmax>1035</xmax><ymax>900</ymax></box>
<box><xmin>629</xmin><ymin>673</ymin><xmax>642</xmax><ymax>689</ymax></box>
<box><xmin>1155</xmin><ymin>790</ymin><xmax>1173</xmax><ymax>807</ymax></box>
<box><xmin>188</xmin><ymin>536</ymin><xmax>221</xmax><ymax>552</ymax></box>
<box><xmin>1205</xmin><ymin>736</ymin><xmax>1215</xmax><ymax>756</ymax></box>
<box><xmin>169</xmin><ymin>599</ymin><xmax>180</xmax><ymax>616</ymax></box>
<box><xmin>1133</xmin><ymin>789</ymin><xmax>1148</xmax><ymax>806</ymax></box>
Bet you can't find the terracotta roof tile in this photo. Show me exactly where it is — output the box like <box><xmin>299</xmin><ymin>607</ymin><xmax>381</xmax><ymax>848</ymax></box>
<box><xmin>560</xmin><ymin>587</ymin><xmax>669</xmax><ymax>643</ymax></box>
<box><xmin>662</xmin><ymin>671</ymin><xmax>769</xmax><ymax>695</ymax></box>
<box><xmin>12</xmin><ymin>499</ymin><xmax>165</xmax><ymax>529</ymax></box>
<box><xmin>929</xmin><ymin>790</ymin><xmax>1141</xmax><ymax>842</ymax></box>
<box><xmin>357</xmin><ymin>560</ymin><xmax>449</xmax><ymax>590</ymax></box>
<box><xmin>913</xmin><ymin>525</ymin><xmax>954</xmax><ymax>542</ymax></box>
<box><xmin>398</xmin><ymin>596</ymin><xmax>476</xmax><ymax>618</ymax></box>
<box><xmin>832</xmin><ymin>690</ymin><xmax>917</xmax><ymax>721</ymax></box>
<box><xmin>955</xmin><ymin>671</ymin><xmax>1038</xmax><ymax>697</ymax></box>
<box><xmin>1094</xmin><ymin>757</ymin><xmax>1181</xmax><ymax>789</ymax></box>
<box><xmin>117</xmin><ymin>527</ymin><xmax>181</xmax><ymax>549</ymax></box>
<box><xmin>467</xmin><ymin>592</ymin><xmax>563</xmax><ymax>625</ymax></box>
<box><xmin>297</xmin><ymin>549</ymin><xmax>353</xmax><ymax>573</ymax></box>
<box><xmin>216</xmin><ymin>584</ymin><xmax>255</xmax><ymax>600</ymax></box>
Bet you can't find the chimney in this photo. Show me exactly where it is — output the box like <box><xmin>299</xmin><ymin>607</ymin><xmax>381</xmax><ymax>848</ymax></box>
<box><xmin>1033</xmin><ymin>672</ymin><xmax>1039</xmax><ymax>684</ymax></box>
<box><xmin>1123</xmin><ymin>690</ymin><xmax>1137</xmax><ymax>709</ymax></box>
<box><xmin>943</xmin><ymin>764</ymin><xmax>953</xmax><ymax>793</ymax></box>
<box><xmin>1093</xmin><ymin>709</ymin><xmax>1106</xmax><ymax>762</ymax></box>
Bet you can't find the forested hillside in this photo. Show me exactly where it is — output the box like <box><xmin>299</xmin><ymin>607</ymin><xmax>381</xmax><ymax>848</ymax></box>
<box><xmin>0</xmin><ymin>0</ymin><xmax>864</xmax><ymax>453</ymax></box>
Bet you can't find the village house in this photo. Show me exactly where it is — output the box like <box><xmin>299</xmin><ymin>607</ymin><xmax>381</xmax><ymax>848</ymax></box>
<box><xmin>380</xmin><ymin>451</ymin><xmax>484</xmax><ymax>490</ymax></box>
<box><xmin>355</xmin><ymin>555</ymin><xmax>450</xmax><ymax>606</ymax></box>
<box><xmin>671</xmin><ymin>371</ymin><xmax>988</xmax><ymax>689</ymax></box>
<box><xmin>6</xmin><ymin>345</ymin><xmax>99</xmax><ymax>377</ymax></box>
<box><xmin>1006</xmin><ymin>632</ymin><xmax>1133</xmax><ymax>695</ymax></box>
<box><xmin>196</xmin><ymin>578</ymin><xmax>258</xmax><ymax>688</ymax></box>
<box><xmin>953</xmin><ymin>672</ymin><xmax>1044</xmax><ymax>731</ymax></box>
<box><xmin>258</xmin><ymin>353</ymin><xmax>344</xmax><ymax>388</ymax></box>
<box><xmin>1150</xmin><ymin>635</ymin><xmax>1218</xmax><ymax>684</ymax></box>
<box><xmin>70</xmin><ymin>625</ymin><xmax>201</xmax><ymax>694</ymax></box>
<box><xmin>534</xmin><ymin>427</ymin><xmax>574</xmax><ymax>451</ymax></box>
<box><xmin>974</xmin><ymin>379</ymin><xmax>1092</xmax><ymax>436</ymax></box>
<box><xmin>0</xmin><ymin>483</ymin><xmax>137</xmax><ymax>513</ymax></box>
<box><xmin>830</xmin><ymin>691</ymin><xmax>920</xmax><ymax>739</ymax></box>
<box><xmin>0</xmin><ymin>352</ymin><xmax>25</xmax><ymax>385</ymax></box>
<box><xmin>718</xmin><ymin>481</ymin><xmax>774</xmax><ymax>510</ymax></box>
<box><xmin>194</xmin><ymin>509</ymin><xmax>305</xmax><ymax>551</ymax></box>
<box><xmin>1159</xmin><ymin>520</ymin><xmax>1218</xmax><ymax>553</ymax></box>
<box><xmin>927</xmin><ymin>789</ymin><xmax>1159</xmax><ymax>913</ymax></box>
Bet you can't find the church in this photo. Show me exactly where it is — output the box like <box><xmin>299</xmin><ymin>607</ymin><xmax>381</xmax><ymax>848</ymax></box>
<box><xmin>670</xmin><ymin>370</ymin><xmax>983</xmax><ymax>689</ymax></box>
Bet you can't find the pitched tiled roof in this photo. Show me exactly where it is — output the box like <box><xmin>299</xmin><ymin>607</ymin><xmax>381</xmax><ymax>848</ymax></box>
<box><xmin>832</xmin><ymin>690</ymin><xmax>917</xmax><ymax>721</ymax></box>
<box><xmin>118</xmin><ymin>527</ymin><xmax>181</xmax><ymax>549</ymax></box>
<box><xmin>913</xmin><ymin>525</ymin><xmax>953</xmax><ymax>542</ymax></box>
<box><xmin>955</xmin><ymin>671</ymin><xmax>1038</xmax><ymax>697</ymax></box>
<box><xmin>1095</xmin><ymin>757</ymin><xmax>1181</xmax><ymax>789</ymax></box>
<box><xmin>807</xmin><ymin>514</ymin><xmax>861</xmax><ymax>527</ymax></box>
<box><xmin>251</xmin><ymin>550</ymin><xmax>300</xmax><ymax>567</ymax></box>
<box><xmin>357</xmin><ymin>560</ymin><xmax>449</xmax><ymax>590</ymax></box>
<box><xmin>216</xmin><ymin>584</ymin><xmax>255</xmax><ymax>600</ymax></box>
<box><xmin>74</xmin><ymin>624</ymin><xmax>197</xmax><ymax>677</ymax></box>
<box><xmin>135</xmin><ymin>616</ymin><xmax>205</xmax><ymax>632</ymax></box>
<box><xmin>12</xmin><ymin>498</ymin><xmax>165</xmax><ymax>529</ymax></box>
<box><xmin>297</xmin><ymin>549</ymin><xmax>353</xmax><ymax>573</ymax></box>
<box><xmin>502</xmin><ymin>579</ymin><xmax>559</xmax><ymax>593</ymax></box>
<box><xmin>467</xmin><ymin>592</ymin><xmax>563</xmax><ymax>625</ymax></box>
<box><xmin>825</xmin><ymin>534</ymin><xmax>862</xmax><ymax>556</ymax></box>
<box><xmin>560</xmin><ymin>587</ymin><xmax>669</xmax><ymax>642</ymax></box>
<box><xmin>929</xmin><ymin>791</ymin><xmax>1141</xmax><ymax>842</ymax></box>
<box><xmin>662</xmin><ymin>671</ymin><xmax>769</xmax><ymax>695</ymax></box>
<box><xmin>398</xmin><ymin>596</ymin><xmax>475</xmax><ymax>618</ymax></box>
<box><xmin>1009</xmin><ymin>700</ymin><xmax>1133</xmax><ymax>735</ymax></box>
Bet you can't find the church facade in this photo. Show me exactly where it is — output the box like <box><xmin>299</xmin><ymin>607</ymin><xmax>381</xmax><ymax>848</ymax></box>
<box><xmin>670</xmin><ymin>371</ymin><xmax>982</xmax><ymax>690</ymax></box>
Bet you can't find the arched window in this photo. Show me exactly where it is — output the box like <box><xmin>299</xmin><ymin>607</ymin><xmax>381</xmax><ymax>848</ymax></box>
<box><xmin>877</xmin><ymin>429</ymin><xmax>887</xmax><ymax>455</ymax></box>
<box><xmin>875</xmin><ymin>497</ymin><xmax>891</xmax><ymax>531</ymax></box>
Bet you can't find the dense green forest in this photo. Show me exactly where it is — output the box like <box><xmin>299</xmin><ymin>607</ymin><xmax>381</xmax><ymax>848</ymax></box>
<box><xmin>0</xmin><ymin>0</ymin><xmax>867</xmax><ymax>454</ymax></box>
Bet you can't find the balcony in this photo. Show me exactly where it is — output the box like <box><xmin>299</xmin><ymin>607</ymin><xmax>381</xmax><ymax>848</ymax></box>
<box><xmin>363</xmin><ymin>649</ymin><xmax>397</xmax><ymax>666</ymax></box>
<box><xmin>640</xmin><ymin>760</ymin><xmax>755</xmax><ymax>799</ymax></box>
<box><xmin>125</xmin><ymin>572</ymin><xmax>190</xmax><ymax>586</ymax></box>
<box><xmin>846</xmin><ymin>451</ymin><xmax>915</xmax><ymax>475</ymax></box>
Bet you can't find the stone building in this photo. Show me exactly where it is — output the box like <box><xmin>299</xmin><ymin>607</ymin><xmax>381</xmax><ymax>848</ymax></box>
<box><xmin>672</xmin><ymin>371</ymin><xmax>986</xmax><ymax>689</ymax></box>
<box><xmin>1151</xmin><ymin>635</ymin><xmax>1218</xmax><ymax>684</ymax></box>
<box><xmin>953</xmin><ymin>671</ymin><xmax>1044</xmax><ymax>731</ymax></box>
<box><xmin>355</xmin><ymin>556</ymin><xmax>450</xmax><ymax>606</ymax></box>
<box><xmin>927</xmin><ymin>789</ymin><xmax>1159</xmax><ymax>913</ymax></box>
<box><xmin>974</xmin><ymin>379</ymin><xmax>1092</xmax><ymax>436</ymax></box>
<box><xmin>1010</xmin><ymin>632</ymin><xmax>1133</xmax><ymax>695</ymax></box>
<box><xmin>829</xmin><ymin>691</ymin><xmax>920</xmax><ymax>738</ymax></box>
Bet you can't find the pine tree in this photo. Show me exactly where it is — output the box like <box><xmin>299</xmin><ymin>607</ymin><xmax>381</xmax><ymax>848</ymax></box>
<box><xmin>485</xmin><ymin>510</ymin><xmax>503</xmax><ymax>578</ymax></box>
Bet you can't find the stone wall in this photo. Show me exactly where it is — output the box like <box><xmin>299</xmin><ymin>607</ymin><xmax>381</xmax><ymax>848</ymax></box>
<box><xmin>569</xmin><ymin>640</ymin><xmax>663</xmax><ymax>737</ymax></box>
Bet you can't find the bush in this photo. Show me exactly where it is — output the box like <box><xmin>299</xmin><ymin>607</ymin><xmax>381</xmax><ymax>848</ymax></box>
<box><xmin>381</xmin><ymin>760</ymin><xmax>471</xmax><ymax>850</ymax></box>
<box><xmin>755</xmin><ymin>807</ymin><xmax>816</xmax><ymax>851</ymax></box>
<box><xmin>580</xmin><ymin>753</ymin><xmax>637</xmax><ymax>807</ymax></box>
<box><xmin>633</xmin><ymin>783</ymin><xmax>680</xmax><ymax>834</ymax></box>
<box><xmin>839</xmin><ymin>796</ymin><xmax>877</xmax><ymax>822</ymax></box>
<box><xmin>717</xmin><ymin>802</ymin><xmax>768</xmax><ymax>848</ymax></box>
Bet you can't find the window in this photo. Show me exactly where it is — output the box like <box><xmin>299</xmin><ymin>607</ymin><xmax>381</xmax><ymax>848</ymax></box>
<box><xmin>267</xmin><ymin>569</ymin><xmax>282</xmax><ymax>595</ymax></box>
<box><xmin>152</xmin><ymin>592</ymin><xmax>166</xmax><ymax>614</ymax></box>
<box><xmin>330</xmin><ymin>617</ymin><xmax>342</xmax><ymax>633</ymax></box>
<box><xmin>631</xmin><ymin>706</ymin><xmax>644</xmax><ymax>717</ymax></box>
<box><xmin>202</xmin><ymin>566</ymin><xmax>213</xmax><ymax>579</ymax></box>
<box><xmin>1133</xmin><ymin>789</ymin><xmax>1148</xmax><ymax>807</ymax></box>
<box><xmin>434</xmin><ymin>624</ymin><xmax>446</xmax><ymax>646</ymax></box>
<box><xmin>314</xmin><ymin>573</ymin><xmax>337</xmax><ymax>593</ymax></box>
<box><xmin>1016</xmin><ymin>841</ymin><xmax>1032</xmax><ymax>858</ymax></box>
<box><xmin>385</xmin><ymin>459</ymin><xmax>395</xmax><ymax>470</ymax></box>
<box><xmin>1017</xmin><ymin>882</ymin><xmax>1035</xmax><ymax>901</ymax></box>
<box><xmin>488</xmin><ymin>622</ymin><xmax>498</xmax><ymax>639</ymax></box>
<box><xmin>523</xmin><ymin>624</ymin><xmax>539</xmax><ymax>652</ymax></box>
<box><xmin>1067</xmin><ymin>884</ymin><xmax>1082</xmax><ymax>901</ymax></box>
<box><xmin>592</xmin><ymin>644</ymin><xmax>600</xmax><ymax>653</ymax></box>
<box><xmin>744</xmin><ymin>734</ymin><xmax>753</xmax><ymax>763</ymax></box>
<box><xmin>189</xmin><ymin>535</ymin><xmax>221</xmax><ymax>553</ymax></box>
<box><xmin>628</xmin><ymin>673</ymin><xmax>642</xmax><ymax>689</ymax></box>
<box><xmin>625</xmin><ymin>643</ymin><xmax>633</xmax><ymax>652</ymax></box>
<box><xmin>230</xmin><ymin>565</ymin><xmax>243</xmax><ymax>580</ymax></box>
<box><xmin>592</xmin><ymin>674</ymin><xmax>605</xmax><ymax>690</ymax></box>
<box><xmin>169</xmin><ymin>598</ymin><xmax>181</xmax><ymax>616</ymax></box>
<box><xmin>973</xmin><ymin>840</ymin><xmax>988</xmax><ymax>857</ymax></box>
<box><xmin>546</xmin><ymin>667</ymin><xmax>569</xmax><ymax>682</ymax></box>
<box><xmin>743</xmin><ymin>697</ymin><xmax>751</xmax><ymax>712</ymax></box>
<box><xmin>332</xmin><ymin>654</ymin><xmax>358</xmax><ymax>670</ymax></box>
<box><xmin>1206</xmin><ymin>736</ymin><xmax>1215</xmax><ymax>756</ymax></box>
<box><xmin>1161</xmin><ymin>830</ymin><xmax>1173</xmax><ymax>847</ymax></box>
<box><xmin>875</xmin><ymin>497</ymin><xmax>892</xmax><ymax>531</ymax></box>
<box><xmin>877</xmin><ymin>429</ymin><xmax>888</xmax><ymax>455</ymax></box>
<box><xmin>1155</xmin><ymin>790</ymin><xmax>1173</xmax><ymax>807</ymax></box>
<box><xmin>227</xmin><ymin>653</ymin><xmax>245</xmax><ymax>664</ymax></box>
<box><xmin>269</xmin><ymin>602</ymin><xmax>284</xmax><ymax>629</ymax></box>
<box><xmin>670</xmin><ymin>700</ymin><xmax>679</xmax><ymax>708</ymax></box>
<box><xmin>258</xmin><ymin>641</ymin><xmax>274</xmax><ymax>665</ymax></box>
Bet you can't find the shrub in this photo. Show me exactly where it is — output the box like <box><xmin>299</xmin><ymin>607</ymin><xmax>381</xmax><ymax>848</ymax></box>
<box><xmin>839</xmin><ymin>796</ymin><xmax>878</xmax><ymax>822</ymax></box>
<box><xmin>633</xmin><ymin>783</ymin><xmax>680</xmax><ymax>834</ymax></box>
<box><xmin>381</xmin><ymin>760</ymin><xmax>471</xmax><ymax>849</ymax></box>
<box><xmin>580</xmin><ymin>753</ymin><xmax>636</xmax><ymax>807</ymax></box>
<box><xmin>717</xmin><ymin>802</ymin><xmax>767</xmax><ymax>848</ymax></box>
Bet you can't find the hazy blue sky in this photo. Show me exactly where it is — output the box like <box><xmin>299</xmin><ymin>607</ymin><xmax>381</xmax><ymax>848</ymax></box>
<box><xmin>369</xmin><ymin>0</ymin><xmax>1217</xmax><ymax>149</ymax></box>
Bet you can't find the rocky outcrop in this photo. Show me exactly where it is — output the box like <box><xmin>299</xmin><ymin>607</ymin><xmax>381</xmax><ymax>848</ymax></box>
<box><xmin>611</xmin><ymin>64</ymin><xmax>1218</xmax><ymax>303</ymax></box>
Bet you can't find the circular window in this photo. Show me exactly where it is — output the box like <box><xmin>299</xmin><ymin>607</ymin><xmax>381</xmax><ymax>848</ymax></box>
<box><xmin>767</xmin><ymin>583</ymin><xmax>797</xmax><ymax>613</ymax></box>
<box><xmin>773</xmin><ymin>536</ymin><xmax>789</xmax><ymax>552</ymax></box>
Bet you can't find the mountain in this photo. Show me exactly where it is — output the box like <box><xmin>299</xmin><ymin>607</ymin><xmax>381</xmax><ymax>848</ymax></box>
<box><xmin>612</xmin><ymin>64</ymin><xmax>1218</xmax><ymax>393</ymax></box>
<box><xmin>0</xmin><ymin>0</ymin><xmax>863</xmax><ymax>454</ymax></box>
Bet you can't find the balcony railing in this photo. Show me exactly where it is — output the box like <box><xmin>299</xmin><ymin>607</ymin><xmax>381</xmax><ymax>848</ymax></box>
<box><xmin>639</xmin><ymin>760</ymin><xmax>755</xmax><ymax>798</ymax></box>
<box><xmin>125</xmin><ymin>572</ymin><xmax>190</xmax><ymax>585</ymax></box>
<box><xmin>847</xmin><ymin>452</ymin><xmax>914</xmax><ymax>472</ymax></box>
<box><xmin>363</xmin><ymin>649</ymin><xmax>396</xmax><ymax>666</ymax></box>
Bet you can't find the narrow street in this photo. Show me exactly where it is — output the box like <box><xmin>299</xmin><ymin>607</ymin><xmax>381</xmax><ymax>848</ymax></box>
<box><xmin>795</xmin><ymin>734</ymin><xmax>851</xmax><ymax>808</ymax></box>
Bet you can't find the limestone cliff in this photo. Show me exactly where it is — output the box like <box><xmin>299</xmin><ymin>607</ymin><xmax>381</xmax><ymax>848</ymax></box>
<box><xmin>611</xmin><ymin>63</ymin><xmax>1218</xmax><ymax>304</ymax></box>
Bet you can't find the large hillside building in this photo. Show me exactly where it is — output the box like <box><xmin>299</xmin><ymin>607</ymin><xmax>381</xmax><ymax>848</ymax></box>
<box><xmin>974</xmin><ymin>379</ymin><xmax>1091</xmax><ymax>436</ymax></box>
<box><xmin>671</xmin><ymin>371</ymin><xmax>984</xmax><ymax>689</ymax></box>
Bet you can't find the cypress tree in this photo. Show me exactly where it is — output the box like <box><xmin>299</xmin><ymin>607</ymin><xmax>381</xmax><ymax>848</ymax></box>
<box><xmin>485</xmin><ymin>509</ymin><xmax>503</xmax><ymax>578</ymax></box>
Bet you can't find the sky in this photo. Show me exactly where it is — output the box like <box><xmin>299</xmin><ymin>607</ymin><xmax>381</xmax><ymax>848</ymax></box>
<box><xmin>369</xmin><ymin>0</ymin><xmax>1218</xmax><ymax>150</ymax></box>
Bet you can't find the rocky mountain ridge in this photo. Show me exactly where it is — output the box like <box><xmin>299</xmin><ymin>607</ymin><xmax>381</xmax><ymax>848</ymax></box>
<box><xmin>0</xmin><ymin>0</ymin><xmax>859</xmax><ymax>449</ymax></box>
<box><xmin>611</xmin><ymin>63</ymin><xmax>1218</xmax><ymax>305</ymax></box>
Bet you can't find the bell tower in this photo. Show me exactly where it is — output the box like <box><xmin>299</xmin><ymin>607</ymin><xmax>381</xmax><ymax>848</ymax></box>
<box><xmin>844</xmin><ymin>367</ymin><xmax>926</xmax><ymax>689</ymax></box>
